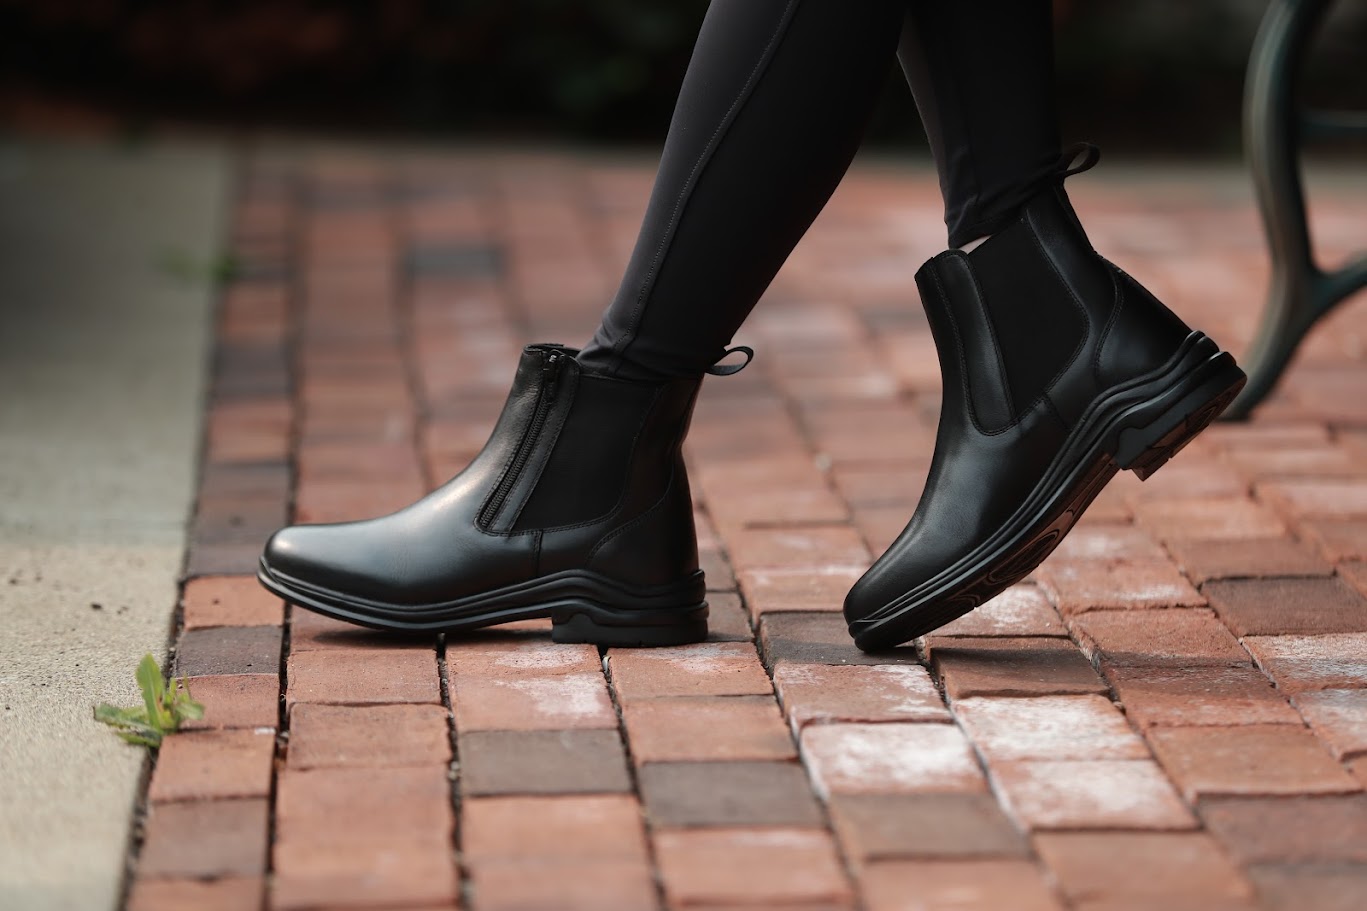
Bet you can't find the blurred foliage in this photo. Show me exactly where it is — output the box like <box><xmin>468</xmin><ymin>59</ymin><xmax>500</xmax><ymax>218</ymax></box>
<box><xmin>0</xmin><ymin>0</ymin><xmax>1363</xmax><ymax>151</ymax></box>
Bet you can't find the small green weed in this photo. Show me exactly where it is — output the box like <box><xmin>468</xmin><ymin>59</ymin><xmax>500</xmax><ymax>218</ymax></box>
<box><xmin>94</xmin><ymin>653</ymin><xmax>204</xmax><ymax>747</ymax></box>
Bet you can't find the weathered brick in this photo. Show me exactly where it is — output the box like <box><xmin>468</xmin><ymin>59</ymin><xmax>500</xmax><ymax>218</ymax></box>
<box><xmin>1165</xmin><ymin>536</ymin><xmax>1331</xmax><ymax>585</ymax></box>
<box><xmin>606</xmin><ymin>642</ymin><xmax>772</xmax><ymax>700</ymax></box>
<box><xmin>288</xmin><ymin>606</ymin><xmax>435</xmax><ymax>652</ymax></box>
<box><xmin>138</xmin><ymin>798</ymin><xmax>270</xmax><ymax>878</ymax></box>
<box><xmin>760</xmin><ymin>612</ymin><xmax>920</xmax><ymax>667</ymax></box>
<box><xmin>952</xmin><ymin>695</ymin><xmax>1146</xmax><ymax>761</ymax></box>
<box><xmin>1302</xmin><ymin>518</ymin><xmax>1367</xmax><ymax>563</ymax></box>
<box><xmin>463</xmin><ymin>795</ymin><xmax>648</xmax><ymax>862</ymax></box>
<box><xmin>1248</xmin><ymin>863</ymin><xmax>1367</xmax><ymax>911</ymax></box>
<box><xmin>148</xmin><ymin>729</ymin><xmax>275</xmax><ymax>803</ymax></box>
<box><xmin>800</xmin><ymin>722</ymin><xmax>984</xmax><ymax>797</ymax></box>
<box><xmin>991</xmin><ymin>759</ymin><xmax>1196</xmax><ymax>830</ymax></box>
<box><xmin>1205</xmin><ymin>577</ymin><xmax>1367</xmax><ymax>636</ymax></box>
<box><xmin>1149</xmin><ymin>724</ymin><xmax>1360</xmax><ymax>799</ymax></box>
<box><xmin>772</xmin><ymin>662</ymin><xmax>947</xmax><ymax>733</ymax></box>
<box><xmin>271</xmin><ymin>840</ymin><xmax>458</xmax><ymax>911</ymax></box>
<box><xmin>1201</xmin><ymin>794</ymin><xmax>1367</xmax><ymax>864</ymax></box>
<box><xmin>182</xmin><ymin>576</ymin><xmax>283</xmax><ymax>629</ymax></box>
<box><xmin>1035</xmin><ymin>832</ymin><xmax>1253</xmax><ymax>904</ymax></box>
<box><xmin>286</xmin><ymin>703</ymin><xmax>450</xmax><ymax>768</ymax></box>
<box><xmin>1292</xmin><ymin>689</ymin><xmax>1367</xmax><ymax>759</ymax></box>
<box><xmin>1070</xmin><ymin>608</ymin><xmax>1249</xmax><ymax>667</ymax></box>
<box><xmin>934</xmin><ymin>584</ymin><xmax>1067</xmax><ymax>637</ymax></box>
<box><xmin>1050</xmin><ymin>524</ymin><xmax>1169</xmax><ymax>563</ymax></box>
<box><xmin>1035</xmin><ymin>560</ymin><xmax>1205</xmax><ymax>614</ymax></box>
<box><xmin>737</xmin><ymin>566</ymin><xmax>864</xmax><ymax>618</ymax></box>
<box><xmin>621</xmin><ymin>696</ymin><xmax>795</xmax><ymax>763</ymax></box>
<box><xmin>726</xmin><ymin>526</ymin><xmax>869</xmax><ymax>572</ymax></box>
<box><xmin>1244</xmin><ymin>633</ymin><xmax>1367</xmax><ymax>692</ymax></box>
<box><xmin>1105</xmin><ymin>665</ymin><xmax>1299</xmax><ymax>728</ymax></box>
<box><xmin>286</xmin><ymin>647</ymin><xmax>440</xmax><ymax>706</ymax></box>
<box><xmin>925</xmin><ymin>637</ymin><xmax>1109</xmax><ymax>699</ymax></box>
<box><xmin>179</xmin><ymin>674</ymin><xmax>279</xmax><ymax>731</ymax></box>
<box><xmin>446</xmin><ymin>638</ymin><xmax>601</xmax><ymax>678</ymax></box>
<box><xmin>639</xmin><ymin>761</ymin><xmax>823</xmax><ymax>828</ymax></box>
<box><xmin>452</xmin><ymin>671</ymin><xmax>617</xmax><ymax>731</ymax></box>
<box><xmin>468</xmin><ymin>859</ymin><xmax>657</xmax><ymax>911</ymax></box>
<box><xmin>862</xmin><ymin>860</ymin><xmax>1064</xmax><ymax>911</ymax></box>
<box><xmin>175</xmin><ymin>626</ymin><xmax>282</xmax><ymax>677</ymax></box>
<box><xmin>460</xmin><ymin>729</ymin><xmax>632</xmax><ymax>795</ymax></box>
<box><xmin>829</xmin><ymin>793</ymin><xmax>1029</xmax><ymax>861</ymax></box>
<box><xmin>654</xmin><ymin>828</ymin><xmax>852</xmax><ymax>907</ymax></box>
<box><xmin>1133</xmin><ymin>496</ymin><xmax>1287</xmax><ymax>540</ymax></box>
<box><xmin>1258</xmin><ymin>478</ymin><xmax>1367</xmax><ymax>519</ymax></box>
<box><xmin>126</xmin><ymin>877</ymin><xmax>264</xmax><ymax>911</ymax></box>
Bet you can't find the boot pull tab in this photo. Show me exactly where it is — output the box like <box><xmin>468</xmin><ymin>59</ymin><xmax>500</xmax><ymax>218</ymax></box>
<box><xmin>706</xmin><ymin>346</ymin><xmax>755</xmax><ymax>376</ymax></box>
<box><xmin>1056</xmin><ymin>142</ymin><xmax>1101</xmax><ymax>179</ymax></box>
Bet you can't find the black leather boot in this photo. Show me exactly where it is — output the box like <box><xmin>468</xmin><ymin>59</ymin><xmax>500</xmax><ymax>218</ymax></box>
<box><xmin>845</xmin><ymin>163</ymin><xmax>1246</xmax><ymax>651</ymax></box>
<box><xmin>259</xmin><ymin>344</ymin><xmax>719</xmax><ymax>646</ymax></box>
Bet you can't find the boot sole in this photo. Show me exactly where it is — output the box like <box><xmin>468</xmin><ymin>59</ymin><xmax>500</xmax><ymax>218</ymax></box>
<box><xmin>850</xmin><ymin>332</ymin><xmax>1245</xmax><ymax>652</ymax></box>
<box><xmin>257</xmin><ymin>561</ymin><xmax>709</xmax><ymax>648</ymax></box>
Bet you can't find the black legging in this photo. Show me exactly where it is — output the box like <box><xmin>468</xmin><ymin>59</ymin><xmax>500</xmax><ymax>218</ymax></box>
<box><xmin>577</xmin><ymin>0</ymin><xmax>1061</xmax><ymax>381</ymax></box>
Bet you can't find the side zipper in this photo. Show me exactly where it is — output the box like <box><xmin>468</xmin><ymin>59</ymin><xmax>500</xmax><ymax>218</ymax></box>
<box><xmin>479</xmin><ymin>350</ymin><xmax>563</xmax><ymax>528</ymax></box>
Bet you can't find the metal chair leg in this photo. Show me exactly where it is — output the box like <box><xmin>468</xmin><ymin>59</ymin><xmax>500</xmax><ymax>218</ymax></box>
<box><xmin>1224</xmin><ymin>0</ymin><xmax>1367</xmax><ymax>420</ymax></box>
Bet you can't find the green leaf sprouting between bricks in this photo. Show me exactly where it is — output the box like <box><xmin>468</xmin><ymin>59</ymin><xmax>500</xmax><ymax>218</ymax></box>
<box><xmin>94</xmin><ymin>654</ymin><xmax>205</xmax><ymax>747</ymax></box>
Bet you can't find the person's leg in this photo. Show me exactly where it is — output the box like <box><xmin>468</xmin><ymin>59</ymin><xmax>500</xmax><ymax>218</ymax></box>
<box><xmin>578</xmin><ymin>0</ymin><xmax>906</xmax><ymax>380</ymax></box>
<box><xmin>897</xmin><ymin>0</ymin><xmax>1061</xmax><ymax>248</ymax></box>
<box><xmin>844</xmin><ymin>0</ymin><xmax>1247</xmax><ymax>650</ymax></box>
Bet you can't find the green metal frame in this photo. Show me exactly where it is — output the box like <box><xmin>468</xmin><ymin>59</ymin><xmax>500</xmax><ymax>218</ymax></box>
<box><xmin>1225</xmin><ymin>0</ymin><xmax>1367</xmax><ymax>419</ymax></box>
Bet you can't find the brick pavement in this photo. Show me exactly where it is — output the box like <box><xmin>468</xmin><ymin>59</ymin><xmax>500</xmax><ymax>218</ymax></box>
<box><xmin>125</xmin><ymin>147</ymin><xmax>1367</xmax><ymax>910</ymax></box>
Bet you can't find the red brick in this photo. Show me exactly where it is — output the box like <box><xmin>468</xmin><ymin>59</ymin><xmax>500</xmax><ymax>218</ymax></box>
<box><xmin>1205</xmin><ymin>576</ymin><xmax>1367</xmax><ymax>637</ymax></box>
<box><xmin>725</xmin><ymin>526</ymin><xmax>870</xmax><ymax>572</ymax></box>
<box><xmin>1070</xmin><ymin>608</ymin><xmax>1248</xmax><ymax>668</ymax></box>
<box><xmin>288</xmin><ymin>606</ymin><xmax>435</xmax><ymax>652</ymax></box>
<box><xmin>138</xmin><ymin>798</ymin><xmax>270</xmax><ymax>878</ymax></box>
<box><xmin>1164</xmin><ymin>536</ymin><xmax>1332</xmax><ymax>585</ymax></box>
<box><xmin>772</xmin><ymin>662</ymin><xmax>948</xmax><ymax>732</ymax></box>
<box><xmin>1244</xmin><ymin>633</ymin><xmax>1367</xmax><ymax>692</ymax></box>
<box><xmin>1034</xmin><ymin>832</ymin><xmax>1253</xmax><ymax>904</ymax></box>
<box><xmin>175</xmin><ymin>626</ymin><xmax>282</xmax><ymax>677</ymax></box>
<box><xmin>952</xmin><ymin>695</ymin><xmax>1146</xmax><ymax>761</ymax></box>
<box><xmin>1148</xmin><ymin>724</ymin><xmax>1360</xmax><ymax>799</ymax></box>
<box><xmin>286</xmin><ymin>703</ymin><xmax>450</xmax><ymax>768</ymax></box>
<box><xmin>831</xmin><ymin>464</ymin><xmax>926</xmax><ymax>507</ymax></box>
<box><xmin>148</xmin><ymin>730</ymin><xmax>275</xmax><ymax>802</ymax></box>
<box><xmin>934</xmin><ymin>584</ymin><xmax>1068</xmax><ymax>637</ymax></box>
<box><xmin>991</xmin><ymin>759</ymin><xmax>1196</xmax><ymax>830</ymax></box>
<box><xmin>1303</xmin><ymin>519</ymin><xmax>1367</xmax><ymax>562</ymax></box>
<box><xmin>1338</xmin><ymin>560</ymin><xmax>1367</xmax><ymax>599</ymax></box>
<box><xmin>182</xmin><ymin>576</ymin><xmax>283</xmax><ymax>629</ymax></box>
<box><xmin>654</xmin><ymin>828</ymin><xmax>852</xmax><ymax>907</ymax></box>
<box><xmin>1226</xmin><ymin>446</ymin><xmax>1363</xmax><ymax>478</ymax></box>
<box><xmin>621</xmin><ymin>696</ymin><xmax>794</xmax><ymax>763</ymax></box>
<box><xmin>800</xmin><ymin>722</ymin><xmax>984</xmax><ymax>797</ymax></box>
<box><xmin>180</xmin><ymin>674</ymin><xmax>279</xmax><ymax>731</ymax></box>
<box><xmin>1248</xmin><ymin>863</ymin><xmax>1367</xmax><ymax>911</ymax></box>
<box><xmin>705</xmin><ymin>483</ymin><xmax>850</xmax><ymax>530</ymax></box>
<box><xmin>1293</xmin><ymin>689</ymin><xmax>1367</xmax><ymax>759</ymax></box>
<box><xmin>275</xmin><ymin>765</ymin><xmax>452</xmax><ymax>846</ymax></box>
<box><xmin>606</xmin><ymin>642</ymin><xmax>772</xmax><ymax>700</ymax></box>
<box><xmin>862</xmin><ymin>860</ymin><xmax>1064</xmax><ymax>911</ymax></box>
<box><xmin>1034</xmin><ymin>560</ymin><xmax>1205</xmax><ymax>614</ymax></box>
<box><xmin>462</xmin><ymin>795</ymin><xmax>648</xmax><ymax>862</ymax></box>
<box><xmin>1133</xmin><ymin>496</ymin><xmax>1287</xmax><ymax>540</ymax></box>
<box><xmin>760</xmin><ymin>612</ymin><xmax>921</xmax><ymax>667</ymax></box>
<box><xmin>853</xmin><ymin>505</ymin><xmax>915</xmax><ymax>555</ymax></box>
<box><xmin>468</xmin><ymin>859</ymin><xmax>656</xmax><ymax>911</ymax></box>
<box><xmin>700</xmin><ymin>547</ymin><xmax>738</xmax><ymax>592</ymax></box>
<box><xmin>925</xmin><ymin>637</ymin><xmax>1109</xmax><ymax>699</ymax></box>
<box><xmin>286</xmin><ymin>647</ymin><xmax>440</xmax><ymax>706</ymax></box>
<box><xmin>706</xmin><ymin>590</ymin><xmax>754</xmax><ymax>641</ymax></box>
<box><xmin>829</xmin><ymin>793</ymin><xmax>1029</xmax><ymax>861</ymax></box>
<box><xmin>639</xmin><ymin>761</ymin><xmax>824</xmax><ymax>828</ymax></box>
<box><xmin>460</xmin><ymin>729</ymin><xmax>632</xmax><ymax>795</ymax></box>
<box><xmin>271</xmin><ymin>840</ymin><xmax>457</xmax><ymax>911</ymax></box>
<box><xmin>1258</xmin><ymin>478</ymin><xmax>1367</xmax><ymax>519</ymax></box>
<box><xmin>446</xmin><ymin>638</ymin><xmax>602</xmax><ymax>678</ymax></box>
<box><xmin>1200</xmin><ymin>794</ymin><xmax>1367</xmax><ymax>864</ymax></box>
<box><xmin>1125</xmin><ymin>461</ymin><xmax>1250</xmax><ymax>501</ymax></box>
<box><xmin>126</xmin><ymin>877</ymin><xmax>263</xmax><ymax>911</ymax></box>
<box><xmin>293</xmin><ymin>477</ymin><xmax>425</xmax><ymax>524</ymax></box>
<box><xmin>452</xmin><ymin>672</ymin><xmax>617</xmax><ymax>731</ymax></box>
<box><xmin>737</xmin><ymin>565</ymin><xmax>864</xmax><ymax>618</ymax></box>
<box><xmin>1204</xmin><ymin>422</ymin><xmax>1331</xmax><ymax>451</ymax></box>
<box><xmin>1106</xmin><ymin>665</ymin><xmax>1299</xmax><ymax>728</ymax></box>
<box><xmin>1050</xmin><ymin>524</ymin><xmax>1169</xmax><ymax>563</ymax></box>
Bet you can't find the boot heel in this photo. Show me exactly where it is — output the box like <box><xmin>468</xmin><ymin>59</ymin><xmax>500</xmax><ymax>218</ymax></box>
<box><xmin>1115</xmin><ymin>355</ymin><xmax>1246</xmax><ymax>481</ymax></box>
<box><xmin>551</xmin><ymin>601</ymin><xmax>709</xmax><ymax>647</ymax></box>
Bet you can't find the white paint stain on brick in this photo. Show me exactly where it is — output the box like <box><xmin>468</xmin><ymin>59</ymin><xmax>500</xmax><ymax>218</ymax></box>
<box><xmin>1247</xmin><ymin>633</ymin><xmax>1367</xmax><ymax>689</ymax></box>
<box><xmin>799</xmin><ymin>722</ymin><xmax>983</xmax><ymax>798</ymax></box>
<box><xmin>1293</xmin><ymin>689</ymin><xmax>1367</xmax><ymax>758</ymax></box>
<box><xmin>953</xmin><ymin>695</ymin><xmax>1147</xmax><ymax>762</ymax></box>
<box><xmin>991</xmin><ymin>759</ymin><xmax>1197</xmax><ymax>830</ymax></box>
<box><xmin>491</xmin><ymin>641</ymin><xmax>595</xmax><ymax>670</ymax></box>
<box><xmin>501</xmin><ymin>674</ymin><xmax>613</xmax><ymax>722</ymax></box>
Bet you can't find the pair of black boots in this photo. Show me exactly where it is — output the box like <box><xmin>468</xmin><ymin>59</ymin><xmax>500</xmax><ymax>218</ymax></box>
<box><xmin>259</xmin><ymin>184</ymin><xmax>1245</xmax><ymax>651</ymax></box>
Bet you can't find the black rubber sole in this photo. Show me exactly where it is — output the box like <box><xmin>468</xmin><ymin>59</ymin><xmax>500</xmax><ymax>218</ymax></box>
<box><xmin>851</xmin><ymin>338</ymin><xmax>1246</xmax><ymax>652</ymax></box>
<box><xmin>257</xmin><ymin>562</ymin><xmax>709</xmax><ymax>647</ymax></box>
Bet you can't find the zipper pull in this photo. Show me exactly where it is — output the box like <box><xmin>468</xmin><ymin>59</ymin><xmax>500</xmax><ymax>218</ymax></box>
<box><xmin>542</xmin><ymin>350</ymin><xmax>563</xmax><ymax>400</ymax></box>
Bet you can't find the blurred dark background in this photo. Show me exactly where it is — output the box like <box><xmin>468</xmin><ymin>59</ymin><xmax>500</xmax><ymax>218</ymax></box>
<box><xmin>1</xmin><ymin>0</ymin><xmax>1364</xmax><ymax>154</ymax></box>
